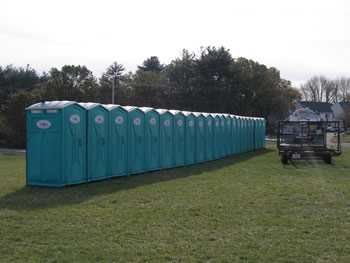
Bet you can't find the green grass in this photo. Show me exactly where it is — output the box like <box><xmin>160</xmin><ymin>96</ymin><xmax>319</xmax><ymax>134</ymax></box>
<box><xmin>1</xmin><ymin>143</ymin><xmax>350</xmax><ymax>262</ymax></box>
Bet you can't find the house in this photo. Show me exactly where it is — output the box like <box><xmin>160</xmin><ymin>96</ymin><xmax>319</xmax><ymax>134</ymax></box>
<box><xmin>331</xmin><ymin>102</ymin><xmax>350</xmax><ymax>127</ymax></box>
<box><xmin>295</xmin><ymin>101</ymin><xmax>335</xmax><ymax>122</ymax></box>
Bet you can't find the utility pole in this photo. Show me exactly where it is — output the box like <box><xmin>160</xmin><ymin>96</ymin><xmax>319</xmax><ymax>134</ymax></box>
<box><xmin>112</xmin><ymin>78</ymin><xmax>115</xmax><ymax>104</ymax></box>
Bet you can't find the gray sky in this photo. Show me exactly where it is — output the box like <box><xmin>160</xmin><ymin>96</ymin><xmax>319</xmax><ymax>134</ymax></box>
<box><xmin>1</xmin><ymin>0</ymin><xmax>349</xmax><ymax>87</ymax></box>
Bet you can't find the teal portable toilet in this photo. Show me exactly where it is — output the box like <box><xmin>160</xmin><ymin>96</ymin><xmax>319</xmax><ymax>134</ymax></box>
<box><xmin>183</xmin><ymin>111</ymin><xmax>196</xmax><ymax>165</ymax></box>
<box><xmin>126</xmin><ymin>106</ymin><xmax>145</xmax><ymax>174</ymax></box>
<box><xmin>140</xmin><ymin>107</ymin><xmax>160</xmax><ymax>171</ymax></box>
<box><xmin>170</xmin><ymin>110</ymin><xmax>185</xmax><ymax>167</ymax></box>
<box><xmin>194</xmin><ymin>112</ymin><xmax>205</xmax><ymax>163</ymax></box>
<box><xmin>247</xmin><ymin>117</ymin><xmax>252</xmax><ymax>151</ymax></box>
<box><xmin>104</xmin><ymin>104</ymin><xmax>129</xmax><ymax>177</ymax></box>
<box><xmin>203</xmin><ymin>113</ymin><xmax>213</xmax><ymax>161</ymax></box>
<box><xmin>212</xmin><ymin>113</ymin><xmax>221</xmax><ymax>159</ymax></box>
<box><xmin>231</xmin><ymin>115</ymin><xmax>237</xmax><ymax>155</ymax></box>
<box><xmin>157</xmin><ymin>109</ymin><xmax>174</xmax><ymax>169</ymax></box>
<box><xmin>236</xmin><ymin>116</ymin><xmax>242</xmax><ymax>154</ymax></box>
<box><xmin>218</xmin><ymin>114</ymin><xmax>226</xmax><ymax>157</ymax></box>
<box><xmin>254</xmin><ymin>118</ymin><xmax>259</xmax><ymax>150</ymax></box>
<box><xmin>242</xmin><ymin>117</ymin><xmax>248</xmax><ymax>153</ymax></box>
<box><xmin>26</xmin><ymin>101</ymin><xmax>86</xmax><ymax>187</ymax></box>
<box><xmin>262</xmin><ymin>118</ymin><xmax>266</xmax><ymax>148</ymax></box>
<box><xmin>225</xmin><ymin>114</ymin><xmax>232</xmax><ymax>156</ymax></box>
<box><xmin>79</xmin><ymin>103</ymin><xmax>109</xmax><ymax>182</ymax></box>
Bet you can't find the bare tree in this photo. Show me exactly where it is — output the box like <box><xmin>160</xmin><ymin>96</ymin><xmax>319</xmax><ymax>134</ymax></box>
<box><xmin>301</xmin><ymin>75</ymin><xmax>337</xmax><ymax>103</ymax></box>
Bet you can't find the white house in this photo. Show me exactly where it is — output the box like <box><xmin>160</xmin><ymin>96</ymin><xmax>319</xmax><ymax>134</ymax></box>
<box><xmin>295</xmin><ymin>101</ymin><xmax>335</xmax><ymax>122</ymax></box>
<box><xmin>331</xmin><ymin>102</ymin><xmax>350</xmax><ymax>127</ymax></box>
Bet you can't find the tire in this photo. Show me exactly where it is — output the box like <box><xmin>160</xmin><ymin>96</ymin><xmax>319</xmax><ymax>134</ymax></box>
<box><xmin>324</xmin><ymin>154</ymin><xmax>332</xmax><ymax>164</ymax></box>
<box><xmin>282</xmin><ymin>154</ymin><xmax>288</xmax><ymax>164</ymax></box>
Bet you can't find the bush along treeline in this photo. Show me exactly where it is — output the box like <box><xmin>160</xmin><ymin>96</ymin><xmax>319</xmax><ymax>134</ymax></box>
<box><xmin>0</xmin><ymin>46</ymin><xmax>302</xmax><ymax>147</ymax></box>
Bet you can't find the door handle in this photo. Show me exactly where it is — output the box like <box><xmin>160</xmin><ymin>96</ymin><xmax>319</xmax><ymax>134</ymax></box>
<box><xmin>102</xmin><ymin>137</ymin><xmax>105</xmax><ymax>144</ymax></box>
<box><xmin>78</xmin><ymin>138</ymin><xmax>82</xmax><ymax>146</ymax></box>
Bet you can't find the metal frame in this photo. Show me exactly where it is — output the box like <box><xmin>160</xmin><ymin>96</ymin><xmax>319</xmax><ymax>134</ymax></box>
<box><xmin>277</xmin><ymin>120</ymin><xmax>341</xmax><ymax>164</ymax></box>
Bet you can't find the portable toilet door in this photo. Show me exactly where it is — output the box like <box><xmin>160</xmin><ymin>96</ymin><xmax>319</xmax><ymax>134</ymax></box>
<box><xmin>225</xmin><ymin>114</ymin><xmax>232</xmax><ymax>156</ymax></box>
<box><xmin>157</xmin><ymin>109</ymin><xmax>174</xmax><ymax>169</ymax></box>
<box><xmin>106</xmin><ymin>104</ymin><xmax>129</xmax><ymax>177</ymax></box>
<box><xmin>79</xmin><ymin>103</ymin><xmax>109</xmax><ymax>182</ymax></box>
<box><xmin>170</xmin><ymin>110</ymin><xmax>185</xmax><ymax>167</ymax></box>
<box><xmin>203</xmin><ymin>113</ymin><xmax>213</xmax><ymax>161</ymax></box>
<box><xmin>26</xmin><ymin>101</ymin><xmax>86</xmax><ymax>187</ymax></box>
<box><xmin>183</xmin><ymin>111</ymin><xmax>196</xmax><ymax>165</ymax></box>
<box><xmin>212</xmin><ymin>114</ymin><xmax>221</xmax><ymax>159</ymax></box>
<box><xmin>194</xmin><ymin>112</ymin><xmax>205</xmax><ymax>163</ymax></box>
<box><xmin>242</xmin><ymin>117</ymin><xmax>248</xmax><ymax>153</ymax></box>
<box><xmin>126</xmin><ymin>106</ymin><xmax>145</xmax><ymax>174</ymax></box>
<box><xmin>140</xmin><ymin>107</ymin><xmax>160</xmax><ymax>171</ymax></box>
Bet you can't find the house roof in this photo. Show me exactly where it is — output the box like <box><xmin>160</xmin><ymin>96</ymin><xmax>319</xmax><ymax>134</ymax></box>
<box><xmin>339</xmin><ymin>102</ymin><xmax>350</xmax><ymax>110</ymax></box>
<box><xmin>298</xmin><ymin>101</ymin><xmax>332</xmax><ymax>113</ymax></box>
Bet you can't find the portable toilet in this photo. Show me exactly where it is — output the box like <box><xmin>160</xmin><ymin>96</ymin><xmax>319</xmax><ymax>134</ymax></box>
<box><xmin>170</xmin><ymin>110</ymin><xmax>185</xmax><ymax>167</ymax></box>
<box><xmin>225</xmin><ymin>114</ymin><xmax>232</xmax><ymax>156</ymax></box>
<box><xmin>262</xmin><ymin>118</ymin><xmax>266</xmax><ymax>148</ymax></box>
<box><xmin>194</xmin><ymin>112</ymin><xmax>205</xmax><ymax>163</ymax></box>
<box><xmin>218</xmin><ymin>114</ymin><xmax>226</xmax><ymax>157</ymax></box>
<box><xmin>140</xmin><ymin>107</ymin><xmax>160</xmax><ymax>171</ymax></box>
<box><xmin>236</xmin><ymin>116</ymin><xmax>242</xmax><ymax>154</ymax></box>
<box><xmin>26</xmin><ymin>101</ymin><xmax>86</xmax><ymax>187</ymax></box>
<box><xmin>254</xmin><ymin>118</ymin><xmax>259</xmax><ymax>150</ymax></box>
<box><xmin>212</xmin><ymin>113</ymin><xmax>221</xmax><ymax>159</ymax></box>
<box><xmin>157</xmin><ymin>109</ymin><xmax>174</xmax><ymax>169</ymax></box>
<box><xmin>231</xmin><ymin>115</ymin><xmax>237</xmax><ymax>155</ymax></box>
<box><xmin>242</xmin><ymin>117</ymin><xmax>248</xmax><ymax>153</ymax></box>
<box><xmin>183</xmin><ymin>111</ymin><xmax>196</xmax><ymax>165</ymax></box>
<box><xmin>203</xmin><ymin>113</ymin><xmax>214</xmax><ymax>161</ymax></box>
<box><xmin>126</xmin><ymin>106</ymin><xmax>145</xmax><ymax>174</ymax></box>
<box><xmin>247</xmin><ymin>117</ymin><xmax>252</xmax><ymax>151</ymax></box>
<box><xmin>78</xmin><ymin>103</ymin><xmax>109</xmax><ymax>182</ymax></box>
<box><xmin>104</xmin><ymin>104</ymin><xmax>129</xmax><ymax>177</ymax></box>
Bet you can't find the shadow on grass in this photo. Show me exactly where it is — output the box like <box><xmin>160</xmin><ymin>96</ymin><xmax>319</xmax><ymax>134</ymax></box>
<box><xmin>283</xmin><ymin>157</ymin><xmax>349</xmax><ymax>169</ymax></box>
<box><xmin>0</xmin><ymin>148</ymin><xmax>273</xmax><ymax>211</ymax></box>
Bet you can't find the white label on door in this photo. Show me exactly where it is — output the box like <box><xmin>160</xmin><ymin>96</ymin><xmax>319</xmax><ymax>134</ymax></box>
<box><xmin>189</xmin><ymin>120</ymin><xmax>194</xmax><ymax>127</ymax></box>
<box><xmin>36</xmin><ymin>120</ymin><xmax>51</xmax><ymax>129</ymax></box>
<box><xmin>221</xmin><ymin>120</ymin><xmax>224</xmax><ymax>126</ymax></box>
<box><xmin>95</xmin><ymin>115</ymin><xmax>104</xmax><ymax>124</ymax></box>
<box><xmin>199</xmin><ymin>121</ymin><xmax>203</xmax><ymax>127</ymax></box>
<box><xmin>227</xmin><ymin>120</ymin><xmax>231</xmax><ymax>125</ymax></box>
<box><xmin>164</xmin><ymin>119</ymin><xmax>170</xmax><ymax>127</ymax></box>
<box><xmin>134</xmin><ymin>118</ymin><xmax>141</xmax><ymax>126</ymax></box>
<box><xmin>216</xmin><ymin>121</ymin><xmax>219</xmax><ymax>127</ymax></box>
<box><xmin>208</xmin><ymin>121</ymin><xmax>212</xmax><ymax>126</ymax></box>
<box><xmin>70</xmin><ymin>114</ymin><xmax>80</xmax><ymax>124</ymax></box>
<box><xmin>150</xmin><ymin>117</ymin><xmax>156</xmax><ymax>125</ymax></box>
<box><xmin>115</xmin><ymin>116</ymin><xmax>123</xmax><ymax>124</ymax></box>
<box><xmin>177</xmin><ymin>120</ymin><xmax>183</xmax><ymax>126</ymax></box>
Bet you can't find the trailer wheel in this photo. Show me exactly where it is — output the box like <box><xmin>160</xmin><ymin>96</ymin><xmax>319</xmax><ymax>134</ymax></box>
<box><xmin>324</xmin><ymin>154</ymin><xmax>332</xmax><ymax>164</ymax></box>
<box><xmin>282</xmin><ymin>154</ymin><xmax>289</xmax><ymax>164</ymax></box>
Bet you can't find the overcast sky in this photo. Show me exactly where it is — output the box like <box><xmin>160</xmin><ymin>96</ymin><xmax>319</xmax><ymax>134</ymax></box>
<box><xmin>1</xmin><ymin>0</ymin><xmax>349</xmax><ymax>87</ymax></box>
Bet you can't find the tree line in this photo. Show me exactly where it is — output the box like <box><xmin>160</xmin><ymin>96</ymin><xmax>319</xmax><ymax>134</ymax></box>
<box><xmin>0</xmin><ymin>46</ymin><xmax>301</xmax><ymax>147</ymax></box>
<box><xmin>301</xmin><ymin>75</ymin><xmax>350</xmax><ymax>103</ymax></box>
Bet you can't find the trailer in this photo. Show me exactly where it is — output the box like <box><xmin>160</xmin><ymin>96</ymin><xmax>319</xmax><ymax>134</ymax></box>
<box><xmin>277</xmin><ymin>120</ymin><xmax>341</xmax><ymax>164</ymax></box>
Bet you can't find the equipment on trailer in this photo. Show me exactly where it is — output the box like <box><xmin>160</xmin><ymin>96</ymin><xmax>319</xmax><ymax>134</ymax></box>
<box><xmin>277</xmin><ymin>120</ymin><xmax>341</xmax><ymax>164</ymax></box>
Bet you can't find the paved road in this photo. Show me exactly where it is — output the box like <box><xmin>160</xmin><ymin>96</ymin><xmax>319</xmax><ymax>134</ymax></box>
<box><xmin>0</xmin><ymin>148</ymin><xmax>26</xmax><ymax>153</ymax></box>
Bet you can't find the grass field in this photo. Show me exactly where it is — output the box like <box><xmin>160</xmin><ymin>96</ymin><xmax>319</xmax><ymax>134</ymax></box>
<box><xmin>1</xmin><ymin>142</ymin><xmax>350</xmax><ymax>262</ymax></box>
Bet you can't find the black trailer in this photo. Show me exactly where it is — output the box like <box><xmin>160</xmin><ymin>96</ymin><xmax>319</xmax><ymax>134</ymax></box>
<box><xmin>277</xmin><ymin>120</ymin><xmax>341</xmax><ymax>164</ymax></box>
